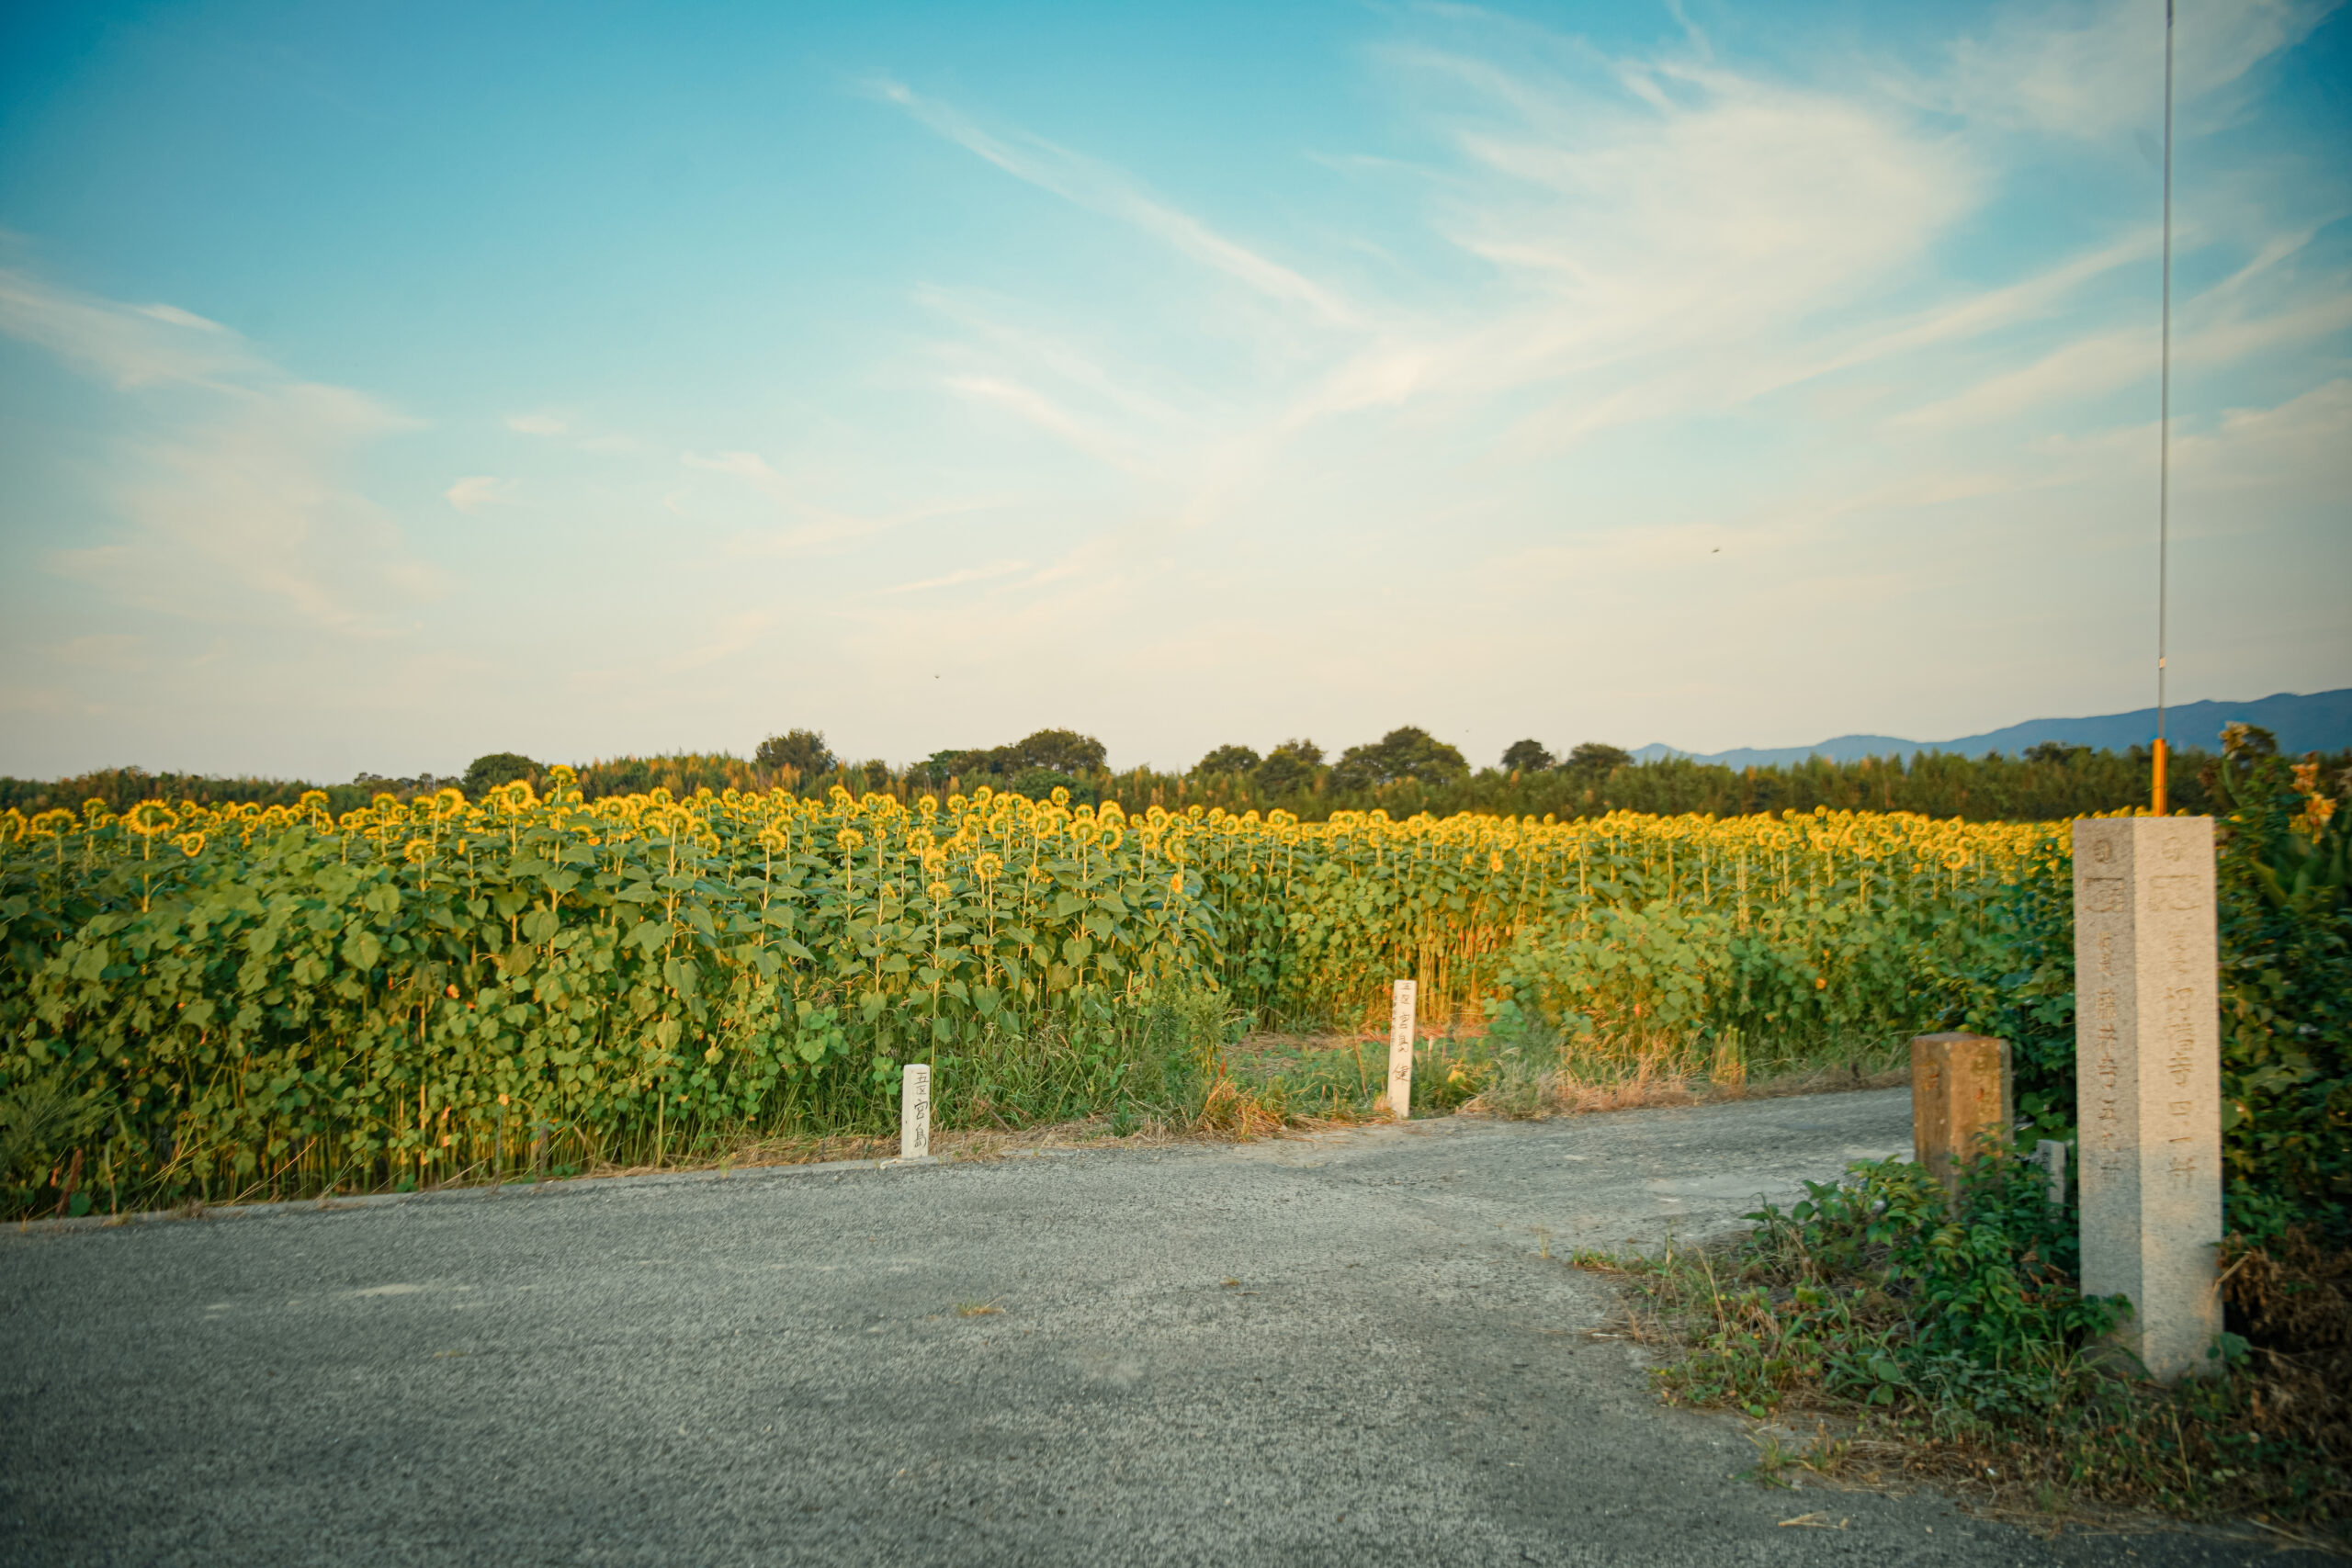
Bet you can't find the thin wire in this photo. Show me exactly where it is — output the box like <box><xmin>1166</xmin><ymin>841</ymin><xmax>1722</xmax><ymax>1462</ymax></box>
<box><xmin>2158</xmin><ymin>0</ymin><xmax>2174</xmax><ymax>747</ymax></box>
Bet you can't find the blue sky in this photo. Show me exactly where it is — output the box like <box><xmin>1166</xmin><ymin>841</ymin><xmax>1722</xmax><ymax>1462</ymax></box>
<box><xmin>2</xmin><ymin>0</ymin><xmax>2346</xmax><ymax>780</ymax></box>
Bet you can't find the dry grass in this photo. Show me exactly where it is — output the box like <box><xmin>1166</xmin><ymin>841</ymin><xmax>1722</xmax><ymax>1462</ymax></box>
<box><xmin>66</xmin><ymin>1031</ymin><xmax>1899</xmax><ymax>1224</ymax></box>
<box><xmin>1228</xmin><ymin>1025</ymin><xmax>1905</xmax><ymax>1123</ymax></box>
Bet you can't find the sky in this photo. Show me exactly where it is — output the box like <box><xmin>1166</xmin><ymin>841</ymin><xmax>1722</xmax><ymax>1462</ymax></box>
<box><xmin>0</xmin><ymin>0</ymin><xmax>2346</xmax><ymax>782</ymax></box>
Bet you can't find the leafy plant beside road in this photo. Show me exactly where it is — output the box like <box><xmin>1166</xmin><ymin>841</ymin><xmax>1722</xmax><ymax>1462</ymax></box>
<box><xmin>1588</xmin><ymin>731</ymin><xmax>2350</xmax><ymax>1534</ymax></box>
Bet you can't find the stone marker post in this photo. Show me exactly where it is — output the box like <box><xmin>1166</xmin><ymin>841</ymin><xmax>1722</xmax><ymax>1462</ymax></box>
<box><xmin>2074</xmin><ymin>817</ymin><xmax>2222</xmax><ymax>1381</ymax></box>
<box><xmin>1387</xmin><ymin>980</ymin><xmax>1416</xmax><ymax>1122</ymax></box>
<box><xmin>1909</xmin><ymin>1032</ymin><xmax>2010</xmax><ymax>1190</ymax></box>
<box><xmin>2033</xmin><ymin>1139</ymin><xmax>2068</xmax><ymax>1208</ymax></box>
<box><xmin>899</xmin><ymin>1063</ymin><xmax>931</xmax><ymax>1161</ymax></box>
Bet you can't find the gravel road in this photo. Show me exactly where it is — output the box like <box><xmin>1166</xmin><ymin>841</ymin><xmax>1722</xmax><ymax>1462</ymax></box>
<box><xmin>0</xmin><ymin>1088</ymin><xmax>2302</xmax><ymax>1566</ymax></box>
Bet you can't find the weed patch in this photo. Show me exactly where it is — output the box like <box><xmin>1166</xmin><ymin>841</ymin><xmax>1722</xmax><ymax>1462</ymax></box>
<box><xmin>1577</xmin><ymin>1152</ymin><xmax>2350</xmax><ymax>1537</ymax></box>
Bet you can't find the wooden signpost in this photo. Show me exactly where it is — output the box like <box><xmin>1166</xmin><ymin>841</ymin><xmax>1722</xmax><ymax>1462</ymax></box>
<box><xmin>1387</xmin><ymin>980</ymin><xmax>1416</xmax><ymax>1122</ymax></box>
<box><xmin>899</xmin><ymin>1063</ymin><xmax>932</xmax><ymax>1161</ymax></box>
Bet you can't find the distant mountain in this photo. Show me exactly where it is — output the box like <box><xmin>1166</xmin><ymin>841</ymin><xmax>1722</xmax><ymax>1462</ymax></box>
<box><xmin>1632</xmin><ymin>688</ymin><xmax>2352</xmax><ymax>769</ymax></box>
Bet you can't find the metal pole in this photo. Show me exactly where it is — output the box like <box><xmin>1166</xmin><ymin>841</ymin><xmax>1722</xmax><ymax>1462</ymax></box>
<box><xmin>2154</xmin><ymin>0</ymin><xmax>2174</xmax><ymax>816</ymax></box>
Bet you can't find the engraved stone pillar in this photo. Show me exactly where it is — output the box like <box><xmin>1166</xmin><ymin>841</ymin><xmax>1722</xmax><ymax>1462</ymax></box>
<box><xmin>1387</xmin><ymin>980</ymin><xmax>1416</xmax><ymax>1122</ymax></box>
<box><xmin>899</xmin><ymin>1063</ymin><xmax>932</xmax><ymax>1160</ymax></box>
<box><xmin>1909</xmin><ymin>1032</ymin><xmax>2010</xmax><ymax>1190</ymax></box>
<box><xmin>2073</xmin><ymin>817</ymin><xmax>2222</xmax><ymax>1381</ymax></box>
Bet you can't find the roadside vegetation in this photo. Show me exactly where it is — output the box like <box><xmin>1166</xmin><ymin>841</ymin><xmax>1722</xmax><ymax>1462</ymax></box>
<box><xmin>1577</xmin><ymin>727</ymin><xmax>2350</xmax><ymax>1538</ymax></box>
<box><xmin>4</xmin><ymin>763</ymin><xmax>2038</xmax><ymax>1217</ymax></box>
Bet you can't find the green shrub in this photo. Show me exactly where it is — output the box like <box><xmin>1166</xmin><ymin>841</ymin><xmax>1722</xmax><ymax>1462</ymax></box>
<box><xmin>1592</xmin><ymin>1151</ymin><xmax>2346</xmax><ymax>1528</ymax></box>
<box><xmin>1939</xmin><ymin>740</ymin><xmax>2351</xmax><ymax>1241</ymax></box>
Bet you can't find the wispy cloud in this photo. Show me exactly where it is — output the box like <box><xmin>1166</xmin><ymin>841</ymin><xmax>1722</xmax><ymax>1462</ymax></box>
<box><xmin>873</xmin><ymin>78</ymin><xmax>1363</xmax><ymax>328</ymax></box>
<box><xmin>885</xmin><ymin>558</ymin><xmax>1029</xmax><ymax>594</ymax></box>
<box><xmin>939</xmin><ymin>374</ymin><xmax>1157</xmax><ymax>477</ymax></box>
<box><xmin>657</xmin><ymin>610</ymin><xmax>774</xmax><ymax>674</ymax></box>
<box><xmin>0</xmin><ymin>269</ymin><xmax>257</xmax><ymax>389</ymax></box>
<box><xmin>1920</xmin><ymin>0</ymin><xmax>2336</xmax><ymax>141</ymax></box>
<box><xmin>1891</xmin><ymin>269</ymin><xmax>2352</xmax><ymax>433</ymax></box>
<box><xmin>683</xmin><ymin>447</ymin><xmax>788</xmax><ymax>493</ymax></box>
<box><xmin>839</xmin><ymin>1</ymin><xmax>2346</xmax><ymax>761</ymax></box>
<box><xmin>684</xmin><ymin>447</ymin><xmax>1016</xmax><ymax>559</ymax></box>
<box><xmin>1</xmin><ymin>268</ymin><xmax>436</xmax><ymax>632</ymax></box>
<box><xmin>443</xmin><ymin>475</ymin><xmax>512</xmax><ymax>513</ymax></box>
<box><xmin>505</xmin><ymin>412</ymin><xmax>567</xmax><ymax>435</ymax></box>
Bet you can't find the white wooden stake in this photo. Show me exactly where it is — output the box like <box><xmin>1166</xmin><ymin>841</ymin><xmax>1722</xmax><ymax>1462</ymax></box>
<box><xmin>1387</xmin><ymin>979</ymin><xmax>1416</xmax><ymax>1122</ymax></box>
<box><xmin>899</xmin><ymin>1063</ymin><xmax>931</xmax><ymax>1160</ymax></box>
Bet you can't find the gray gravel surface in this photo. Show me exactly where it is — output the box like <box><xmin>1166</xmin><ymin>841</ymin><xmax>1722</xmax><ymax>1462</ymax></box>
<box><xmin>1</xmin><ymin>1087</ymin><xmax>2305</xmax><ymax>1565</ymax></box>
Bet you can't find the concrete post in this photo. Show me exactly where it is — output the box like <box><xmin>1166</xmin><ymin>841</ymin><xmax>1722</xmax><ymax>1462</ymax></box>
<box><xmin>899</xmin><ymin>1063</ymin><xmax>931</xmax><ymax>1161</ymax></box>
<box><xmin>2033</xmin><ymin>1138</ymin><xmax>2068</xmax><ymax>1208</ymax></box>
<box><xmin>1387</xmin><ymin>980</ymin><xmax>1416</xmax><ymax>1122</ymax></box>
<box><xmin>1909</xmin><ymin>1032</ymin><xmax>2010</xmax><ymax>1190</ymax></box>
<box><xmin>2073</xmin><ymin>817</ymin><xmax>2222</xmax><ymax>1381</ymax></box>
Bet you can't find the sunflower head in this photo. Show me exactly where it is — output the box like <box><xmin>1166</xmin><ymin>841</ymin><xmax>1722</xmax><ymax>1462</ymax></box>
<box><xmin>1098</xmin><ymin>826</ymin><xmax>1125</xmax><ymax>852</ymax></box>
<box><xmin>125</xmin><ymin>800</ymin><xmax>179</xmax><ymax>839</ymax></box>
<box><xmin>1168</xmin><ymin>870</ymin><xmax>1186</xmax><ymax>897</ymax></box>
<box><xmin>1049</xmin><ymin>786</ymin><xmax>1070</xmax><ymax>807</ymax></box>
<box><xmin>974</xmin><ymin>852</ymin><xmax>1005</xmax><ymax>880</ymax></box>
<box><xmin>926</xmin><ymin>880</ymin><xmax>951</xmax><ymax>903</ymax></box>
<box><xmin>404</xmin><ymin>838</ymin><xmax>435</xmax><ymax>865</ymax></box>
<box><xmin>839</xmin><ymin>828</ymin><xmax>865</xmax><ymax>853</ymax></box>
<box><xmin>175</xmin><ymin>831</ymin><xmax>207</xmax><ymax>859</ymax></box>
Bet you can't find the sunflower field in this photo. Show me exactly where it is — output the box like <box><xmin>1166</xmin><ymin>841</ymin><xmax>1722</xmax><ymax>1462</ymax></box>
<box><xmin>0</xmin><ymin>772</ymin><xmax>2052</xmax><ymax>1216</ymax></box>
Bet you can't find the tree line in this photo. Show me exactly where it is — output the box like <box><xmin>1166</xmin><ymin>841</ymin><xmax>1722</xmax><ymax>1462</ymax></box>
<box><xmin>7</xmin><ymin>723</ymin><xmax>2341</xmax><ymax>824</ymax></box>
